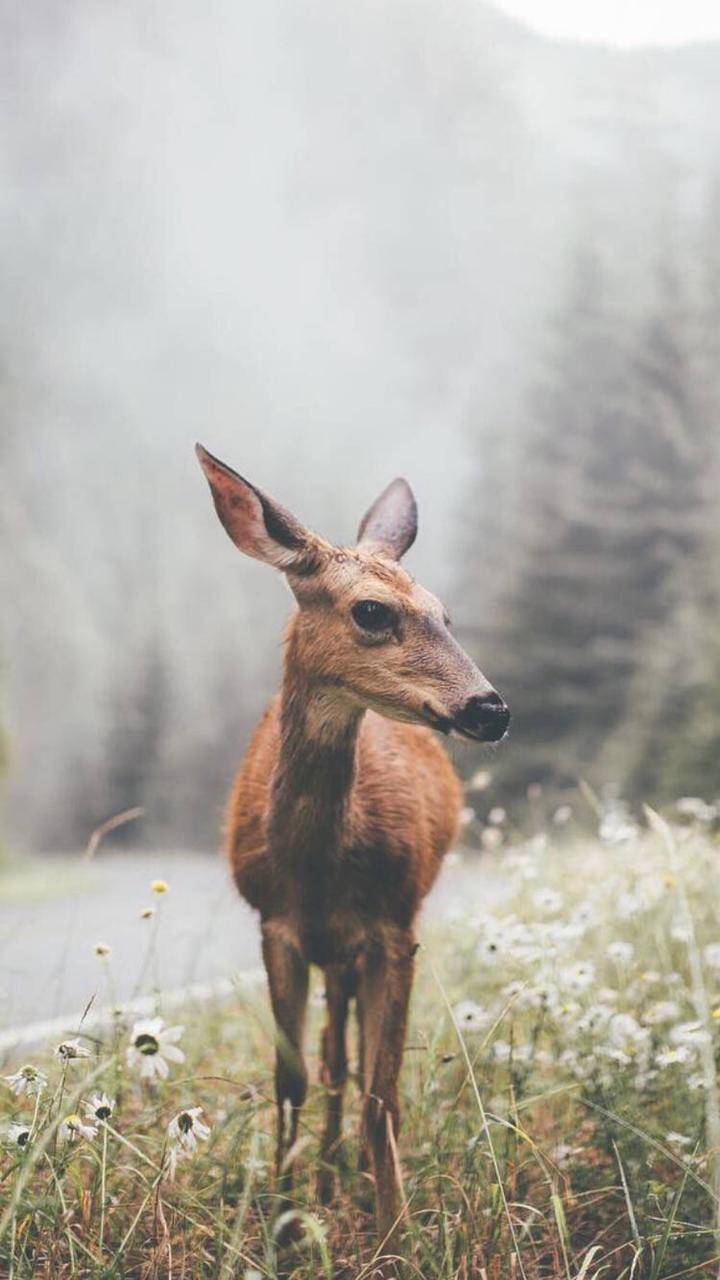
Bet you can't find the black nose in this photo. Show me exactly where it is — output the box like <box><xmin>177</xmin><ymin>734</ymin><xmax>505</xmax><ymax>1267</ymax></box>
<box><xmin>456</xmin><ymin>692</ymin><xmax>510</xmax><ymax>742</ymax></box>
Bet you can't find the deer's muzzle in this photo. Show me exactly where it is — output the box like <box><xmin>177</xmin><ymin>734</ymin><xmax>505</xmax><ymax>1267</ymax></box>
<box><xmin>453</xmin><ymin>692</ymin><xmax>510</xmax><ymax>743</ymax></box>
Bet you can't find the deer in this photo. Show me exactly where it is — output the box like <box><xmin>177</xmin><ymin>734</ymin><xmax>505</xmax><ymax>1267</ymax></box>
<box><xmin>195</xmin><ymin>444</ymin><xmax>510</xmax><ymax>1254</ymax></box>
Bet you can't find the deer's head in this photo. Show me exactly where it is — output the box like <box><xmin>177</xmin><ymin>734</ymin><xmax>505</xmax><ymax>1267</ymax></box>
<box><xmin>196</xmin><ymin>445</ymin><xmax>509</xmax><ymax>743</ymax></box>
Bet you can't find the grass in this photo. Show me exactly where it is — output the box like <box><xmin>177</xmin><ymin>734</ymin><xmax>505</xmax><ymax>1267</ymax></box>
<box><xmin>2</xmin><ymin>800</ymin><xmax>720</xmax><ymax>1277</ymax></box>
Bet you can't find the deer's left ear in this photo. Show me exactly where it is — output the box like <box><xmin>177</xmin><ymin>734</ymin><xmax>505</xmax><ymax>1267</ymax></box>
<box><xmin>357</xmin><ymin>477</ymin><xmax>418</xmax><ymax>561</ymax></box>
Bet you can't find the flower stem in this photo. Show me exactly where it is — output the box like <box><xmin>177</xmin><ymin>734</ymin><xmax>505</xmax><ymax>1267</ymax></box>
<box><xmin>99</xmin><ymin>1122</ymin><xmax>108</xmax><ymax>1254</ymax></box>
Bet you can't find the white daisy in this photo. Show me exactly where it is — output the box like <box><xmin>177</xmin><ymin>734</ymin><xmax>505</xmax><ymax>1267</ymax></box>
<box><xmin>502</xmin><ymin>979</ymin><xmax>525</xmax><ymax>1000</ymax></box>
<box><xmin>453</xmin><ymin>1000</ymin><xmax>489</xmax><ymax>1032</ymax></box>
<box><xmin>84</xmin><ymin>1093</ymin><xmax>115</xmax><ymax>1123</ymax></box>
<box><xmin>552</xmin><ymin>804</ymin><xmax>572</xmax><ymax>826</ymax></box>
<box><xmin>599</xmin><ymin>812</ymin><xmax>639</xmax><ymax>845</ymax></box>
<box><xmin>617</xmin><ymin>891</ymin><xmax>642</xmax><ymax>920</ymax></box>
<box><xmin>606</xmin><ymin>1013</ymin><xmax>650</xmax><ymax>1061</ymax></box>
<box><xmin>528</xmin><ymin>982</ymin><xmax>561</xmax><ymax>1013</ymax></box>
<box><xmin>6</xmin><ymin>1122</ymin><xmax>32</xmax><ymax>1149</ymax></box>
<box><xmin>476</xmin><ymin>934</ymin><xmax>504</xmax><ymax>963</ymax></box>
<box><xmin>607</xmin><ymin>941</ymin><xmax>634</xmax><ymax>965</ymax></box>
<box><xmin>670</xmin><ymin>1021</ymin><xmax>712</xmax><ymax>1049</ymax></box>
<box><xmin>642</xmin><ymin>1000</ymin><xmax>681</xmax><ymax>1026</ymax></box>
<box><xmin>575</xmin><ymin>1003</ymin><xmax>614</xmax><ymax>1036</ymax></box>
<box><xmin>570</xmin><ymin>900</ymin><xmax>597</xmax><ymax>929</ymax></box>
<box><xmin>550</xmin><ymin>1142</ymin><xmax>582</xmax><ymax>1164</ymax></box>
<box><xmin>59</xmin><ymin>1113</ymin><xmax>98</xmax><ymax>1144</ymax></box>
<box><xmin>639</xmin><ymin>969</ymin><xmax>662</xmax><ymax>985</ymax></box>
<box><xmin>167</xmin><ymin>1106</ymin><xmax>211</xmax><ymax>1153</ymax></box>
<box><xmin>670</xmin><ymin>923</ymin><xmax>692</xmax><ymax>944</ymax></box>
<box><xmin>676</xmin><ymin>797</ymin><xmax>717</xmax><ymax>822</ymax></box>
<box><xmin>666</xmin><ymin>1131</ymin><xmax>692</xmax><ymax>1147</ymax></box>
<box><xmin>4</xmin><ymin>1064</ymin><xmax>48</xmax><ymax>1097</ymax></box>
<box><xmin>703</xmin><ymin>943</ymin><xmax>720</xmax><ymax>973</ymax></box>
<box><xmin>656</xmin><ymin>1045</ymin><xmax>693</xmax><ymax>1068</ymax></box>
<box><xmin>559</xmin><ymin>961</ymin><xmax>596</xmax><ymax>993</ymax></box>
<box><xmin>555</xmin><ymin>999</ymin><xmax>582</xmax><ymax>1025</ymax></box>
<box><xmin>560</xmin><ymin>1047</ymin><xmax>596</xmax><ymax>1080</ymax></box>
<box><xmin>126</xmin><ymin>1018</ymin><xmax>185</xmax><ymax>1080</ymax></box>
<box><xmin>533</xmin><ymin>887</ymin><xmax>563</xmax><ymax>914</ymax></box>
<box><xmin>54</xmin><ymin>1039</ymin><xmax>92</xmax><ymax>1062</ymax></box>
<box><xmin>687</xmin><ymin>1073</ymin><xmax>707</xmax><ymax>1091</ymax></box>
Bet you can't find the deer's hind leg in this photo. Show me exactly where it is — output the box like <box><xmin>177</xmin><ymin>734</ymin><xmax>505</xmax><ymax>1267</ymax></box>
<box><xmin>261</xmin><ymin>920</ymin><xmax>309</xmax><ymax>1235</ymax></box>
<box><xmin>317</xmin><ymin>965</ymin><xmax>353</xmax><ymax>1203</ymax></box>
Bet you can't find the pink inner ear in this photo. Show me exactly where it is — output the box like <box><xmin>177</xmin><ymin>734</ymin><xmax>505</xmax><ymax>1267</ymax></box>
<box><xmin>197</xmin><ymin>451</ymin><xmax>268</xmax><ymax>556</ymax></box>
<box><xmin>196</xmin><ymin>443</ymin><xmax>315</xmax><ymax>569</ymax></box>
<box><xmin>196</xmin><ymin>448</ymin><xmax>319</xmax><ymax>573</ymax></box>
<box><xmin>212</xmin><ymin>481</ymin><xmax>272</xmax><ymax>558</ymax></box>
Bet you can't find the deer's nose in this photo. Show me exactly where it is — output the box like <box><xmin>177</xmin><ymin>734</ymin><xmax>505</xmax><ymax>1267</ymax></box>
<box><xmin>456</xmin><ymin>692</ymin><xmax>510</xmax><ymax>742</ymax></box>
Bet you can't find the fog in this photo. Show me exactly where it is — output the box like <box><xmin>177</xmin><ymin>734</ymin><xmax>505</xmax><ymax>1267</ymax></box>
<box><xmin>3</xmin><ymin>1</ymin><xmax>720</xmax><ymax>850</ymax></box>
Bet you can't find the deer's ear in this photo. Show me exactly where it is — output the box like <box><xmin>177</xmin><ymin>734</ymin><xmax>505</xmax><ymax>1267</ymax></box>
<box><xmin>196</xmin><ymin>444</ymin><xmax>321</xmax><ymax>573</ymax></box>
<box><xmin>357</xmin><ymin>477</ymin><xmax>417</xmax><ymax>561</ymax></box>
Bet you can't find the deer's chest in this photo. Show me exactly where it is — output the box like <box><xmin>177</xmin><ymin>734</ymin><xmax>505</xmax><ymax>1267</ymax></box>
<box><xmin>269</xmin><ymin>842</ymin><xmax>413</xmax><ymax>965</ymax></box>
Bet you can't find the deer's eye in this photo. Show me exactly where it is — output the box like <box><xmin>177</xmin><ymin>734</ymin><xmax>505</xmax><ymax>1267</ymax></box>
<box><xmin>351</xmin><ymin>599</ymin><xmax>394</xmax><ymax>632</ymax></box>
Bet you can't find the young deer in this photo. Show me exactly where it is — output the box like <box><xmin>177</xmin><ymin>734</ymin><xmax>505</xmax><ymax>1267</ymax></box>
<box><xmin>196</xmin><ymin>444</ymin><xmax>509</xmax><ymax>1249</ymax></box>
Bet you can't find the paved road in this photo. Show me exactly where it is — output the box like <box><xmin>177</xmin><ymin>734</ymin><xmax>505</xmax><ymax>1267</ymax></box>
<box><xmin>0</xmin><ymin>849</ymin><xmax>506</xmax><ymax>1036</ymax></box>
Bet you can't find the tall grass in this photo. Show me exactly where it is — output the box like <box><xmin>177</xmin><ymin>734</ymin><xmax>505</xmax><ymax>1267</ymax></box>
<box><xmin>2</xmin><ymin>803</ymin><xmax>720</xmax><ymax>1277</ymax></box>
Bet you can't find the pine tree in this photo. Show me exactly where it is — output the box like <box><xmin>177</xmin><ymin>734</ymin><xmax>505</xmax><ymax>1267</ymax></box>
<box><xmin>103</xmin><ymin>629</ymin><xmax>170</xmax><ymax>844</ymax></box>
<box><xmin>470</xmin><ymin>243</ymin><xmax>720</xmax><ymax>802</ymax></box>
<box><xmin>614</xmin><ymin>207</ymin><xmax>720</xmax><ymax>800</ymax></box>
<box><xmin>476</xmin><ymin>250</ymin><xmax>642</xmax><ymax>792</ymax></box>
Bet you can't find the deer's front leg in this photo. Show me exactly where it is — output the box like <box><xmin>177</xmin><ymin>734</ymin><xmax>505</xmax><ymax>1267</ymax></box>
<box><xmin>261</xmin><ymin>920</ymin><xmax>309</xmax><ymax>1231</ymax></box>
<box><xmin>357</xmin><ymin>930</ymin><xmax>415</xmax><ymax>1258</ymax></box>
<box><xmin>317</xmin><ymin>965</ymin><xmax>352</xmax><ymax>1203</ymax></box>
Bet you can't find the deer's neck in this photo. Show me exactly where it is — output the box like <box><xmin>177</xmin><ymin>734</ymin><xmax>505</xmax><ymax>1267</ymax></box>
<box><xmin>269</xmin><ymin>668</ymin><xmax>363</xmax><ymax>856</ymax></box>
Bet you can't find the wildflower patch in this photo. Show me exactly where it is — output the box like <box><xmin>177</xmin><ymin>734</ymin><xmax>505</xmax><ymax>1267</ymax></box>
<box><xmin>2</xmin><ymin>819</ymin><xmax>720</xmax><ymax>1275</ymax></box>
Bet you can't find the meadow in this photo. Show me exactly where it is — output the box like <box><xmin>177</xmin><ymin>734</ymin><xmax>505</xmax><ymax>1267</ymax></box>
<box><xmin>2</xmin><ymin>797</ymin><xmax>720</xmax><ymax>1279</ymax></box>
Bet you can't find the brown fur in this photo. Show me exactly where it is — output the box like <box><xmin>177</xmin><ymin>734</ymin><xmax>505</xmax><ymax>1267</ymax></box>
<box><xmin>195</xmin><ymin>445</ymin><xmax>506</xmax><ymax>1254</ymax></box>
<box><xmin>227</xmin><ymin>667</ymin><xmax>462</xmax><ymax>953</ymax></box>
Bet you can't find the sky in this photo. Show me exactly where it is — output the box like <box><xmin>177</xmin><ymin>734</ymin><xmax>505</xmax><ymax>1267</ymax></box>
<box><xmin>495</xmin><ymin>0</ymin><xmax>720</xmax><ymax>46</ymax></box>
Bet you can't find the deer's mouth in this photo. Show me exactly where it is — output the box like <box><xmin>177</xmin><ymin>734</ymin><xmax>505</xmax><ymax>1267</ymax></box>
<box><xmin>451</xmin><ymin>723</ymin><xmax>499</xmax><ymax>744</ymax></box>
<box><xmin>422</xmin><ymin>700</ymin><xmax>510</xmax><ymax>744</ymax></box>
<box><xmin>421</xmin><ymin>702</ymin><xmax>454</xmax><ymax>736</ymax></box>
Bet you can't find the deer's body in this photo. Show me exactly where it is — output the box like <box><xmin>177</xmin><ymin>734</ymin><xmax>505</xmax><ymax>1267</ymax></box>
<box><xmin>228</xmin><ymin>677</ymin><xmax>462</xmax><ymax>963</ymax></box>
<box><xmin>196</xmin><ymin>445</ymin><xmax>509</xmax><ymax>1256</ymax></box>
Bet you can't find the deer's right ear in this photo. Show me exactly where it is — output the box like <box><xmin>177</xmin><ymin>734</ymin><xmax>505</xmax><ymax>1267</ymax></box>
<box><xmin>195</xmin><ymin>444</ymin><xmax>321</xmax><ymax>573</ymax></box>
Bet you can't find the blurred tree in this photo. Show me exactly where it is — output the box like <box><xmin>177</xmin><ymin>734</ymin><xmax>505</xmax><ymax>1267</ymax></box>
<box><xmin>612</xmin><ymin>205</ymin><xmax>720</xmax><ymax>800</ymax></box>
<box><xmin>0</xmin><ymin>681</ymin><xmax>9</xmax><ymax>868</ymax></box>
<box><xmin>103</xmin><ymin>629</ymin><xmax>171</xmax><ymax>843</ymax></box>
<box><xmin>469</xmin><ymin>239</ymin><xmax>720</xmax><ymax>803</ymax></box>
<box><xmin>472</xmin><ymin>250</ymin><xmax>641</xmax><ymax>791</ymax></box>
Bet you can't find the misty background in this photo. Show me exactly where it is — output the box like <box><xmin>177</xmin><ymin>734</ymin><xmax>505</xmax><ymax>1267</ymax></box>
<box><xmin>3</xmin><ymin>0</ymin><xmax>720</xmax><ymax>856</ymax></box>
